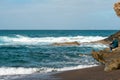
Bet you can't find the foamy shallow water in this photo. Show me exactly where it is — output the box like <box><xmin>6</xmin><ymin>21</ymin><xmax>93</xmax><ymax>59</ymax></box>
<box><xmin>0</xmin><ymin>35</ymin><xmax>107</xmax><ymax>46</ymax></box>
<box><xmin>0</xmin><ymin>65</ymin><xmax>98</xmax><ymax>76</ymax></box>
<box><xmin>0</xmin><ymin>65</ymin><xmax>98</xmax><ymax>80</ymax></box>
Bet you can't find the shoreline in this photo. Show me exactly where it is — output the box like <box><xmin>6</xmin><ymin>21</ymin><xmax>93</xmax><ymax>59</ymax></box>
<box><xmin>2</xmin><ymin>65</ymin><xmax>120</xmax><ymax>80</ymax></box>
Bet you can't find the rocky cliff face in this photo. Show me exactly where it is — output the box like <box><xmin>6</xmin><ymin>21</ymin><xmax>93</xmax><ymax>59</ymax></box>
<box><xmin>114</xmin><ymin>2</ymin><xmax>120</xmax><ymax>17</ymax></box>
<box><xmin>92</xmin><ymin>31</ymin><xmax>120</xmax><ymax>72</ymax></box>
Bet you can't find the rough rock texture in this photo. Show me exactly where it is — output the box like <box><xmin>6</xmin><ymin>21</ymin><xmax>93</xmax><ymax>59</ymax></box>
<box><xmin>52</xmin><ymin>41</ymin><xmax>80</xmax><ymax>46</ymax></box>
<box><xmin>114</xmin><ymin>2</ymin><xmax>120</xmax><ymax>17</ymax></box>
<box><xmin>92</xmin><ymin>31</ymin><xmax>120</xmax><ymax>72</ymax></box>
<box><xmin>92</xmin><ymin>1</ymin><xmax>120</xmax><ymax>72</ymax></box>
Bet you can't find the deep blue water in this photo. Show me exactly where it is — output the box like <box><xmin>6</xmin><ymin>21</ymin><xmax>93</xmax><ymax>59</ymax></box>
<box><xmin>0</xmin><ymin>30</ymin><xmax>118</xmax><ymax>74</ymax></box>
<box><xmin>0</xmin><ymin>30</ymin><xmax>117</xmax><ymax>37</ymax></box>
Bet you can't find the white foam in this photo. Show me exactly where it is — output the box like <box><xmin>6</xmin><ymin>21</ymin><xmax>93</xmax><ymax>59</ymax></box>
<box><xmin>0</xmin><ymin>65</ymin><xmax>98</xmax><ymax>76</ymax></box>
<box><xmin>0</xmin><ymin>67</ymin><xmax>39</xmax><ymax>75</ymax></box>
<box><xmin>80</xmin><ymin>43</ymin><xmax>109</xmax><ymax>49</ymax></box>
<box><xmin>55</xmin><ymin>64</ymin><xmax>98</xmax><ymax>72</ymax></box>
<box><xmin>0</xmin><ymin>35</ymin><xmax>107</xmax><ymax>46</ymax></box>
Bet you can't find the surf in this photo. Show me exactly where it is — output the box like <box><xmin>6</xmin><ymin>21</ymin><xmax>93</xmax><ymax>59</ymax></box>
<box><xmin>0</xmin><ymin>35</ymin><xmax>107</xmax><ymax>46</ymax></box>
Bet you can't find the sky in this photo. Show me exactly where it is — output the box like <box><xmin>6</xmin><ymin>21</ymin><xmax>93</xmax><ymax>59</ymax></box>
<box><xmin>0</xmin><ymin>0</ymin><xmax>120</xmax><ymax>30</ymax></box>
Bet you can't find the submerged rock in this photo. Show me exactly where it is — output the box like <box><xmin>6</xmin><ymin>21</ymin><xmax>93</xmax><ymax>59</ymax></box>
<box><xmin>52</xmin><ymin>41</ymin><xmax>80</xmax><ymax>46</ymax></box>
<box><xmin>92</xmin><ymin>31</ymin><xmax>120</xmax><ymax>72</ymax></box>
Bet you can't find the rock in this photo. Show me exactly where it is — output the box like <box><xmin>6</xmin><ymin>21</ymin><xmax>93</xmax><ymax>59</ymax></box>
<box><xmin>104</xmin><ymin>31</ymin><xmax>120</xmax><ymax>42</ymax></box>
<box><xmin>52</xmin><ymin>41</ymin><xmax>80</xmax><ymax>46</ymax></box>
<box><xmin>92</xmin><ymin>1</ymin><xmax>120</xmax><ymax>72</ymax></box>
<box><xmin>92</xmin><ymin>50</ymin><xmax>106</xmax><ymax>64</ymax></box>
<box><xmin>92</xmin><ymin>31</ymin><xmax>120</xmax><ymax>72</ymax></box>
<box><xmin>104</xmin><ymin>57</ymin><xmax>120</xmax><ymax>72</ymax></box>
<box><xmin>114</xmin><ymin>2</ymin><xmax>120</xmax><ymax>17</ymax></box>
<box><xmin>92</xmin><ymin>48</ymin><xmax>120</xmax><ymax>72</ymax></box>
<box><xmin>95</xmin><ymin>31</ymin><xmax>120</xmax><ymax>44</ymax></box>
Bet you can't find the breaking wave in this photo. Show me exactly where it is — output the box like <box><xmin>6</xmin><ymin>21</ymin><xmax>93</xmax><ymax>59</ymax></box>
<box><xmin>80</xmin><ymin>43</ymin><xmax>109</xmax><ymax>49</ymax></box>
<box><xmin>0</xmin><ymin>65</ymin><xmax>98</xmax><ymax>76</ymax></box>
<box><xmin>0</xmin><ymin>35</ymin><xmax>107</xmax><ymax>46</ymax></box>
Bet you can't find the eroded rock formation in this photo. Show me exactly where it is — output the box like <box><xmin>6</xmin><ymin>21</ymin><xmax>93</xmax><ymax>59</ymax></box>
<box><xmin>114</xmin><ymin>2</ymin><xmax>120</xmax><ymax>17</ymax></box>
<box><xmin>92</xmin><ymin>1</ymin><xmax>120</xmax><ymax>72</ymax></box>
<box><xmin>92</xmin><ymin>31</ymin><xmax>120</xmax><ymax>72</ymax></box>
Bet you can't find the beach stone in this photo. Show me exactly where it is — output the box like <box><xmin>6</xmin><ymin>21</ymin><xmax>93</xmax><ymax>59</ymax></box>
<box><xmin>92</xmin><ymin>31</ymin><xmax>120</xmax><ymax>72</ymax></box>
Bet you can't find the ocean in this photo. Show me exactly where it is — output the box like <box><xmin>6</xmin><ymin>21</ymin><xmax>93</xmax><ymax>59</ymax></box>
<box><xmin>0</xmin><ymin>30</ymin><xmax>118</xmax><ymax>77</ymax></box>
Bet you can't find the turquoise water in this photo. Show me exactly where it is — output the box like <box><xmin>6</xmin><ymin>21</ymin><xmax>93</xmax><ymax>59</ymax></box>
<box><xmin>0</xmin><ymin>30</ymin><xmax>118</xmax><ymax>75</ymax></box>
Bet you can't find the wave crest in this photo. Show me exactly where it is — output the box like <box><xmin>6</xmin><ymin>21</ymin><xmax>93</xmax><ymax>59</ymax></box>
<box><xmin>0</xmin><ymin>35</ymin><xmax>107</xmax><ymax>46</ymax></box>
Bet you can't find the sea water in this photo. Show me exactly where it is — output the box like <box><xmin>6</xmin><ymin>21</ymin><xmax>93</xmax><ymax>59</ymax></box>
<box><xmin>0</xmin><ymin>30</ymin><xmax>118</xmax><ymax>76</ymax></box>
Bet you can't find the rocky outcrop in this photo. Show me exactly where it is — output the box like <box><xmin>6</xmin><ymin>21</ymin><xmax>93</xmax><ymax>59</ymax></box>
<box><xmin>52</xmin><ymin>41</ymin><xmax>80</xmax><ymax>46</ymax></box>
<box><xmin>114</xmin><ymin>2</ymin><xmax>120</xmax><ymax>17</ymax></box>
<box><xmin>92</xmin><ymin>31</ymin><xmax>120</xmax><ymax>72</ymax></box>
<box><xmin>92</xmin><ymin>47</ymin><xmax>120</xmax><ymax>72</ymax></box>
<box><xmin>104</xmin><ymin>31</ymin><xmax>120</xmax><ymax>42</ymax></box>
<box><xmin>92</xmin><ymin>1</ymin><xmax>120</xmax><ymax>72</ymax></box>
<box><xmin>93</xmin><ymin>31</ymin><xmax>120</xmax><ymax>45</ymax></box>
